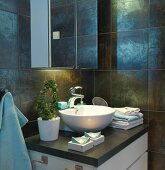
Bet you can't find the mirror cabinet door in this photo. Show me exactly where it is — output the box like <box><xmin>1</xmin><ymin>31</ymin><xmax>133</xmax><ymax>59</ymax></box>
<box><xmin>51</xmin><ymin>0</ymin><xmax>76</xmax><ymax>68</ymax></box>
<box><xmin>31</xmin><ymin>0</ymin><xmax>98</xmax><ymax>69</ymax></box>
<box><xmin>50</xmin><ymin>0</ymin><xmax>98</xmax><ymax>69</ymax></box>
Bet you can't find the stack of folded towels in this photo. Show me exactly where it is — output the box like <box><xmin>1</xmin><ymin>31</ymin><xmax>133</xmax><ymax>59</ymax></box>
<box><xmin>110</xmin><ymin>107</ymin><xmax>143</xmax><ymax>130</ymax></box>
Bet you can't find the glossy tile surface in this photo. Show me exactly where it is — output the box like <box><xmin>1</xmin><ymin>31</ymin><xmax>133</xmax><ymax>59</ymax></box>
<box><xmin>111</xmin><ymin>0</ymin><xmax>149</xmax><ymax>32</ymax></box>
<box><xmin>18</xmin><ymin>15</ymin><xmax>31</xmax><ymax>69</ymax></box>
<box><xmin>54</xmin><ymin>70</ymin><xmax>81</xmax><ymax>101</ymax></box>
<box><xmin>0</xmin><ymin>69</ymin><xmax>19</xmax><ymax>99</ymax></box>
<box><xmin>77</xmin><ymin>0</ymin><xmax>97</xmax><ymax>36</ymax></box>
<box><xmin>149</xmin><ymin>111</ymin><xmax>165</xmax><ymax>154</ymax></box>
<box><xmin>142</xmin><ymin>110</ymin><xmax>149</xmax><ymax>124</ymax></box>
<box><xmin>150</xmin><ymin>0</ymin><xmax>165</xmax><ymax>27</ymax></box>
<box><xmin>51</xmin><ymin>4</ymin><xmax>75</xmax><ymax>38</ymax></box>
<box><xmin>18</xmin><ymin>70</ymin><xmax>45</xmax><ymax>120</ymax></box>
<box><xmin>149</xmin><ymin>27</ymin><xmax>165</xmax><ymax>69</ymax></box>
<box><xmin>0</xmin><ymin>10</ymin><xmax>18</xmax><ymax>68</ymax></box>
<box><xmin>77</xmin><ymin>35</ymin><xmax>97</xmax><ymax>69</ymax></box>
<box><xmin>110</xmin><ymin>70</ymin><xmax>148</xmax><ymax>109</ymax></box>
<box><xmin>1</xmin><ymin>1</ymin><xmax>165</xmax><ymax>168</ymax></box>
<box><xmin>98</xmin><ymin>0</ymin><xmax>112</xmax><ymax>33</ymax></box>
<box><xmin>98</xmin><ymin>33</ymin><xmax>117</xmax><ymax>70</ymax></box>
<box><xmin>80</xmin><ymin>71</ymin><xmax>94</xmax><ymax>104</ymax></box>
<box><xmin>148</xmin><ymin>70</ymin><xmax>165</xmax><ymax>111</ymax></box>
<box><xmin>51</xmin><ymin>37</ymin><xmax>76</xmax><ymax>68</ymax></box>
<box><xmin>149</xmin><ymin>152</ymin><xmax>165</xmax><ymax>170</ymax></box>
<box><xmin>0</xmin><ymin>0</ymin><xmax>18</xmax><ymax>13</ymax></box>
<box><xmin>94</xmin><ymin>71</ymin><xmax>111</xmax><ymax>105</ymax></box>
<box><xmin>114</xmin><ymin>30</ymin><xmax>148</xmax><ymax>70</ymax></box>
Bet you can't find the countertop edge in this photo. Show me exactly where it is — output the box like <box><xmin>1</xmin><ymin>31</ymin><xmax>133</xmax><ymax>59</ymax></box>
<box><xmin>26</xmin><ymin>125</ymin><xmax>149</xmax><ymax>167</ymax></box>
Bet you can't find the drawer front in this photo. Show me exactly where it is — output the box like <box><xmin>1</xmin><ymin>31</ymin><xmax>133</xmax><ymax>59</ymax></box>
<box><xmin>128</xmin><ymin>152</ymin><xmax>148</xmax><ymax>170</ymax></box>
<box><xmin>98</xmin><ymin>133</ymin><xmax>148</xmax><ymax>170</ymax></box>
<box><xmin>29</xmin><ymin>150</ymin><xmax>95</xmax><ymax>170</ymax></box>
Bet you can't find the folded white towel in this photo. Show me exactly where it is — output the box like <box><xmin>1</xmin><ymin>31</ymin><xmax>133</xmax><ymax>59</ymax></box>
<box><xmin>114</xmin><ymin>107</ymin><xmax>140</xmax><ymax>115</ymax></box>
<box><xmin>110</xmin><ymin>119</ymin><xmax>143</xmax><ymax>130</ymax></box>
<box><xmin>113</xmin><ymin>112</ymin><xmax>143</xmax><ymax>122</ymax></box>
<box><xmin>111</xmin><ymin>118</ymin><xmax>143</xmax><ymax>126</ymax></box>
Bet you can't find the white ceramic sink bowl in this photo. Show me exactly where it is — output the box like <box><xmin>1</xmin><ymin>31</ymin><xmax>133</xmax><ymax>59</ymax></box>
<box><xmin>59</xmin><ymin>105</ymin><xmax>115</xmax><ymax>132</ymax></box>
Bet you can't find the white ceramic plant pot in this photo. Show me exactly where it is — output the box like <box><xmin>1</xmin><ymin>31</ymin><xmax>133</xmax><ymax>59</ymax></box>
<box><xmin>37</xmin><ymin>117</ymin><xmax>60</xmax><ymax>141</ymax></box>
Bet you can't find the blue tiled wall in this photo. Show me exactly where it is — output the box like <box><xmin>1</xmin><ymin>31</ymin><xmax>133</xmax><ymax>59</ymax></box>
<box><xmin>0</xmin><ymin>1</ymin><xmax>165</xmax><ymax>169</ymax></box>
<box><xmin>98</xmin><ymin>0</ymin><xmax>165</xmax><ymax>169</ymax></box>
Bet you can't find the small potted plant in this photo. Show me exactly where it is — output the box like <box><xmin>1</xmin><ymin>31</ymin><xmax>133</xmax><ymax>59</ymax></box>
<box><xmin>36</xmin><ymin>80</ymin><xmax>60</xmax><ymax>141</ymax></box>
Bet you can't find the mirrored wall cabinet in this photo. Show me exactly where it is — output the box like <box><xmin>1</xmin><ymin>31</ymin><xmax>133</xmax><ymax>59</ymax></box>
<box><xmin>31</xmin><ymin>0</ymin><xmax>98</xmax><ymax>69</ymax></box>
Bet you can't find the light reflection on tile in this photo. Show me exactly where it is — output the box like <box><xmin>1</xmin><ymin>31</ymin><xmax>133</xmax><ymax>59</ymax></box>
<box><xmin>110</xmin><ymin>70</ymin><xmax>148</xmax><ymax>109</ymax></box>
<box><xmin>77</xmin><ymin>35</ymin><xmax>97</xmax><ymax>69</ymax></box>
<box><xmin>77</xmin><ymin>0</ymin><xmax>97</xmax><ymax>36</ymax></box>
<box><xmin>115</xmin><ymin>30</ymin><xmax>148</xmax><ymax>70</ymax></box>
<box><xmin>0</xmin><ymin>11</ymin><xmax>18</xmax><ymax>68</ymax></box>
<box><xmin>111</xmin><ymin>0</ymin><xmax>149</xmax><ymax>32</ymax></box>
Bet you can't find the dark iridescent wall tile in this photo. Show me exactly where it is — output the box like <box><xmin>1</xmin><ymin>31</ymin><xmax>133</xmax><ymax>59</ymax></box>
<box><xmin>98</xmin><ymin>0</ymin><xmax>112</xmax><ymax>33</ymax></box>
<box><xmin>149</xmin><ymin>111</ymin><xmax>165</xmax><ymax>154</ymax></box>
<box><xmin>18</xmin><ymin>0</ymin><xmax>30</xmax><ymax>16</ymax></box>
<box><xmin>80</xmin><ymin>71</ymin><xmax>94</xmax><ymax>104</ymax></box>
<box><xmin>0</xmin><ymin>69</ymin><xmax>19</xmax><ymax>103</ymax></box>
<box><xmin>148</xmin><ymin>152</ymin><xmax>165</xmax><ymax>170</ymax></box>
<box><xmin>44</xmin><ymin>70</ymin><xmax>78</xmax><ymax>101</ymax></box>
<box><xmin>94</xmin><ymin>71</ymin><xmax>111</xmax><ymax>105</ymax></box>
<box><xmin>0</xmin><ymin>0</ymin><xmax>18</xmax><ymax>13</ymax></box>
<box><xmin>54</xmin><ymin>70</ymin><xmax>81</xmax><ymax>101</ymax></box>
<box><xmin>0</xmin><ymin>10</ymin><xmax>18</xmax><ymax>68</ymax></box>
<box><xmin>110</xmin><ymin>70</ymin><xmax>148</xmax><ymax>109</ymax></box>
<box><xmin>44</xmin><ymin>70</ymin><xmax>56</xmax><ymax>81</ymax></box>
<box><xmin>111</xmin><ymin>0</ymin><xmax>149</xmax><ymax>32</ymax></box>
<box><xmin>18</xmin><ymin>70</ymin><xmax>45</xmax><ymax>120</ymax></box>
<box><xmin>51</xmin><ymin>4</ymin><xmax>75</xmax><ymax>38</ymax></box>
<box><xmin>51</xmin><ymin>37</ymin><xmax>76</xmax><ymax>68</ymax></box>
<box><xmin>98</xmin><ymin>33</ymin><xmax>117</xmax><ymax>70</ymax></box>
<box><xmin>77</xmin><ymin>35</ymin><xmax>97</xmax><ymax>69</ymax></box>
<box><xmin>51</xmin><ymin>0</ymin><xmax>75</xmax><ymax>8</ymax></box>
<box><xmin>142</xmin><ymin>110</ymin><xmax>149</xmax><ymax>124</ymax></box>
<box><xmin>22</xmin><ymin>121</ymin><xmax>38</xmax><ymax>138</ymax></box>
<box><xmin>149</xmin><ymin>28</ymin><xmax>165</xmax><ymax>69</ymax></box>
<box><xmin>18</xmin><ymin>15</ymin><xmax>31</xmax><ymax>69</ymax></box>
<box><xmin>148</xmin><ymin>70</ymin><xmax>165</xmax><ymax>111</ymax></box>
<box><xmin>77</xmin><ymin>0</ymin><xmax>97</xmax><ymax>36</ymax></box>
<box><xmin>115</xmin><ymin>30</ymin><xmax>148</xmax><ymax>70</ymax></box>
<box><xmin>150</xmin><ymin>0</ymin><xmax>165</xmax><ymax>27</ymax></box>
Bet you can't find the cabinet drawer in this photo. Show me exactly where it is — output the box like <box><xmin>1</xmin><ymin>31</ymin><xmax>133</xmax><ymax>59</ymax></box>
<box><xmin>97</xmin><ymin>133</ymin><xmax>148</xmax><ymax>170</ymax></box>
<box><xmin>29</xmin><ymin>150</ymin><xmax>95</xmax><ymax>170</ymax></box>
<box><xmin>128</xmin><ymin>152</ymin><xmax>148</xmax><ymax>170</ymax></box>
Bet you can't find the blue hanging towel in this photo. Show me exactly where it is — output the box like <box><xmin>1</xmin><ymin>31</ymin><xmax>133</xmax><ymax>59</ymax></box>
<box><xmin>0</xmin><ymin>92</ymin><xmax>32</xmax><ymax>170</ymax></box>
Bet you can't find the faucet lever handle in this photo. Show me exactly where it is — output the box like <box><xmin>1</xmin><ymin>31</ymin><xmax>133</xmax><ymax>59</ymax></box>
<box><xmin>69</xmin><ymin>86</ymin><xmax>83</xmax><ymax>96</ymax></box>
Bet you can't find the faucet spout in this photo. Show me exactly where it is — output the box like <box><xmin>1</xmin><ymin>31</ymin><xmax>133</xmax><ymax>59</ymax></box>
<box><xmin>68</xmin><ymin>96</ymin><xmax>84</xmax><ymax>108</ymax></box>
<box><xmin>68</xmin><ymin>86</ymin><xmax>84</xmax><ymax>108</ymax></box>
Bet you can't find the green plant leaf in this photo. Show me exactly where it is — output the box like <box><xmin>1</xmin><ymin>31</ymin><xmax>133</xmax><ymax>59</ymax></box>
<box><xmin>36</xmin><ymin>80</ymin><xmax>59</xmax><ymax>120</ymax></box>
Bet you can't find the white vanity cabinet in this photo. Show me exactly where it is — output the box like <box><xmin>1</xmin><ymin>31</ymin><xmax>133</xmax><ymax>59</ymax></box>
<box><xmin>28</xmin><ymin>133</ymin><xmax>148</xmax><ymax>170</ymax></box>
<box><xmin>29</xmin><ymin>150</ymin><xmax>94</xmax><ymax>170</ymax></box>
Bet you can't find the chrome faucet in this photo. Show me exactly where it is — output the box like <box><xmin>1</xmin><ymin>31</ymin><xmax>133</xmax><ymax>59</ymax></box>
<box><xmin>68</xmin><ymin>86</ymin><xmax>84</xmax><ymax>108</ymax></box>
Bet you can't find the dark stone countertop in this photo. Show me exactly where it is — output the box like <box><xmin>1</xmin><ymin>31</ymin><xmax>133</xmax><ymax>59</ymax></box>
<box><xmin>25</xmin><ymin>125</ymin><xmax>148</xmax><ymax>167</ymax></box>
